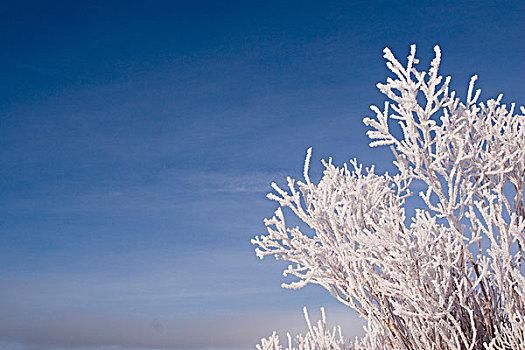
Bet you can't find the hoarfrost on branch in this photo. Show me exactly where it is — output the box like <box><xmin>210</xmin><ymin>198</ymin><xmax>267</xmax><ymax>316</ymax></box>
<box><xmin>252</xmin><ymin>45</ymin><xmax>525</xmax><ymax>350</ymax></box>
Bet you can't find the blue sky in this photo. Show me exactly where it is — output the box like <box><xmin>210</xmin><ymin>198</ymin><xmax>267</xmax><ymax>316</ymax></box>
<box><xmin>0</xmin><ymin>1</ymin><xmax>523</xmax><ymax>349</ymax></box>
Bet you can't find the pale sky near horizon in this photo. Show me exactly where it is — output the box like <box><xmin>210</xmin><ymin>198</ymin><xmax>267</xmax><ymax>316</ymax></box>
<box><xmin>1</xmin><ymin>1</ymin><xmax>524</xmax><ymax>349</ymax></box>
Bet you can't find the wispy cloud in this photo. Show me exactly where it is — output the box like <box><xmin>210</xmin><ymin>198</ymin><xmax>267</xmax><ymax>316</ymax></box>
<box><xmin>169</xmin><ymin>169</ymin><xmax>289</xmax><ymax>194</ymax></box>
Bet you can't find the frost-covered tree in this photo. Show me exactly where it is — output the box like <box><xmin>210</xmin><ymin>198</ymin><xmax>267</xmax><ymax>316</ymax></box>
<box><xmin>252</xmin><ymin>45</ymin><xmax>525</xmax><ymax>350</ymax></box>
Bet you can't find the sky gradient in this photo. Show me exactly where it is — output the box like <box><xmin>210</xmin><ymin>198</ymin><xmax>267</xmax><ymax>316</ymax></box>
<box><xmin>1</xmin><ymin>1</ymin><xmax>524</xmax><ymax>349</ymax></box>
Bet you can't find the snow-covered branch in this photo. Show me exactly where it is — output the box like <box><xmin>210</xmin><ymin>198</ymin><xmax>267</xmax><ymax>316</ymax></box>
<box><xmin>253</xmin><ymin>45</ymin><xmax>524</xmax><ymax>350</ymax></box>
